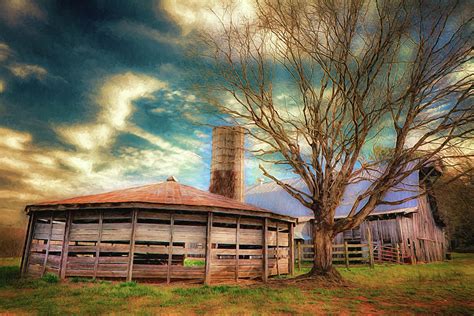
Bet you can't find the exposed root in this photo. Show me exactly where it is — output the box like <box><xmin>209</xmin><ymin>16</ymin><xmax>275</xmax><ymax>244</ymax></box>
<box><xmin>267</xmin><ymin>268</ymin><xmax>350</xmax><ymax>289</ymax></box>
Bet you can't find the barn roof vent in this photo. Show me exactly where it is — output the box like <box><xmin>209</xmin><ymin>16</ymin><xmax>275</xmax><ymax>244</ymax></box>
<box><xmin>167</xmin><ymin>176</ymin><xmax>178</xmax><ymax>182</ymax></box>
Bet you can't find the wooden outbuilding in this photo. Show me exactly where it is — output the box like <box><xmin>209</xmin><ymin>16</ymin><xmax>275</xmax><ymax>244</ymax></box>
<box><xmin>21</xmin><ymin>177</ymin><xmax>296</xmax><ymax>283</ymax></box>
<box><xmin>246</xmin><ymin>166</ymin><xmax>447</xmax><ymax>264</ymax></box>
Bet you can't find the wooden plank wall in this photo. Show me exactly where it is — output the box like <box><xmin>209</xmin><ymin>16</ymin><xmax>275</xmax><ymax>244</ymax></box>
<box><xmin>25</xmin><ymin>212</ymin><xmax>66</xmax><ymax>278</ymax></box>
<box><xmin>24</xmin><ymin>210</ymin><xmax>293</xmax><ymax>283</ymax></box>
<box><xmin>300</xmin><ymin>197</ymin><xmax>446</xmax><ymax>264</ymax></box>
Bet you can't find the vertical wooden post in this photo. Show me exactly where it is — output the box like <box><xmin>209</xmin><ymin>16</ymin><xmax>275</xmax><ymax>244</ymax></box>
<box><xmin>20</xmin><ymin>212</ymin><xmax>35</xmax><ymax>277</ymax></box>
<box><xmin>378</xmin><ymin>240</ymin><xmax>382</xmax><ymax>262</ymax></box>
<box><xmin>276</xmin><ymin>222</ymin><xmax>280</xmax><ymax>276</ymax></box>
<box><xmin>60</xmin><ymin>211</ymin><xmax>72</xmax><ymax>280</ymax></box>
<box><xmin>366</xmin><ymin>227</ymin><xmax>374</xmax><ymax>268</ymax></box>
<box><xmin>235</xmin><ymin>216</ymin><xmax>240</xmax><ymax>281</ymax></box>
<box><xmin>344</xmin><ymin>241</ymin><xmax>349</xmax><ymax>270</ymax></box>
<box><xmin>396</xmin><ymin>243</ymin><xmax>401</xmax><ymax>264</ymax></box>
<box><xmin>289</xmin><ymin>223</ymin><xmax>294</xmax><ymax>276</ymax></box>
<box><xmin>41</xmin><ymin>214</ymin><xmax>54</xmax><ymax>277</ymax></box>
<box><xmin>204</xmin><ymin>212</ymin><xmax>213</xmax><ymax>285</ymax></box>
<box><xmin>297</xmin><ymin>241</ymin><xmax>302</xmax><ymax>271</ymax></box>
<box><xmin>167</xmin><ymin>212</ymin><xmax>174</xmax><ymax>284</ymax></box>
<box><xmin>127</xmin><ymin>210</ymin><xmax>138</xmax><ymax>282</ymax></box>
<box><xmin>93</xmin><ymin>211</ymin><xmax>103</xmax><ymax>279</ymax></box>
<box><xmin>262</xmin><ymin>218</ymin><xmax>268</xmax><ymax>283</ymax></box>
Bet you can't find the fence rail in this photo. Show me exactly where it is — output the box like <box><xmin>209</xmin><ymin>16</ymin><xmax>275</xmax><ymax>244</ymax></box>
<box><xmin>296</xmin><ymin>241</ymin><xmax>375</xmax><ymax>269</ymax></box>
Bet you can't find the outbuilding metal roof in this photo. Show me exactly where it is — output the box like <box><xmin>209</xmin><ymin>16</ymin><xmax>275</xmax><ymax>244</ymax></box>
<box><xmin>245</xmin><ymin>170</ymin><xmax>420</xmax><ymax>220</ymax></box>
<box><xmin>29</xmin><ymin>177</ymin><xmax>285</xmax><ymax>217</ymax></box>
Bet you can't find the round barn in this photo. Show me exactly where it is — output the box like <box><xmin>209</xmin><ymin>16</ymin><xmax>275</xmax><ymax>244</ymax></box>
<box><xmin>20</xmin><ymin>176</ymin><xmax>296</xmax><ymax>284</ymax></box>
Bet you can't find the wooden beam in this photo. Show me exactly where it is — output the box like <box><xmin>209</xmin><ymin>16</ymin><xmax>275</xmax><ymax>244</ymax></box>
<box><xmin>276</xmin><ymin>222</ymin><xmax>280</xmax><ymax>276</ymax></box>
<box><xmin>204</xmin><ymin>212</ymin><xmax>213</xmax><ymax>285</ymax></box>
<box><xmin>289</xmin><ymin>223</ymin><xmax>295</xmax><ymax>276</ymax></box>
<box><xmin>94</xmin><ymin>211</ymin><xmax>104</xmax><ymax>280</ymax></box>
<box><xmin>263</xmin><ymin>218</ymin><xmax>268</xmax><ymax>282</ymax></box>
<box><xmin>59</xmin><ymin>211</ymin><xmax>72</xmax><ymax>279</ymax></box>
<box><xmin>167</xmin><ymin>212</ymin><xmax>174</xmax><ymax>284</ymax></box>
<box><xmin>297</xmin><ymin>241</ymin><xmax>302</xmax><ymax>271</ymax></box>
<box><xmin>127</xmin><ymin>209</ymin><xmax>138</xmax><ymax>282</ymax></box>
<box><xmin>41</xmin><ymin>213</ymin><xmax>54</xmax><ymax>277</ymax></box>
<box><xmin>366</xmin><ymin>226</ymin><xmax>374</xmax><ymax>268</ymax></box>
<box><xmin>20</xmin><ymin>212</ymin><xmax>35</xmax><ymax>277</ymax></box>
<box><xmin>344</xmin><ymin>241</ymin><xmax>349</xmax><ymax>270</ymax></box>
<box><xmin>235</xmin><ymin>216</ymin><xmax>240</xmax><ymax>281</ymax></box>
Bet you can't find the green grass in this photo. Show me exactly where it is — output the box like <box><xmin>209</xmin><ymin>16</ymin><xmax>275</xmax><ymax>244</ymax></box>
<box><xmin>183</xmin><ymin>258</ymin><xmax>205</xmax><ymax>267</ymax></box>
<box><xmin>0</xmin><ymin>254</ymin><xmax>473</xmax><ymax>315</ymax></box>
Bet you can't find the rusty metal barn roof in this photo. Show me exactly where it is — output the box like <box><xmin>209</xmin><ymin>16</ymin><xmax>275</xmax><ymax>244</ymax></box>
<box><xmin>29</xmin><ymin>177</ymin><xmax>291</xmax><ymax>219</ymax></box>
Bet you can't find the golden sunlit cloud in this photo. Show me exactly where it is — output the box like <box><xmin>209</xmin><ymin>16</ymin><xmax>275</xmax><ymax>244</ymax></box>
<box><xmin>0</xmin><ymin>127</ymin><xmax>32</xmax><ymax>150</ymax></box>
<box><xmin>159</xmin><ymin>0</ymin><xmax>256</xmax><ymax>34</ymax></box>
<box><xmin>8</xmin><ymin>63</ymin><xmax>48</xmax><ymax>80</ymax></box>
<box><xmin>0</xmin><ymin>43</ymin><xmax>11</xmax><ymax>62</ymax></box>
<box><xmin>57</xmin><ymin>72</ymin><xmax>167</xmax><ymax>151</ymax></box>
<box><xmin>0</xmin><ymin>0</ymin><xmax>46</xmax><ymax>26</ymax></box>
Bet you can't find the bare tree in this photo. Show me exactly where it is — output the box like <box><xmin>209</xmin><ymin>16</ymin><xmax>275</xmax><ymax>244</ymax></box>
<box><xmin>195</xmin><ymin>0</ymin><xmax>473</xmax><ymax>279</ymax></box>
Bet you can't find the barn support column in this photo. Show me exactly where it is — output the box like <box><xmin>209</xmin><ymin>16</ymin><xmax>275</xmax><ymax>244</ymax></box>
<box><xmin>289</xmin><ymin>223</ymin><xmax>295</xmax><ymax>276</ymax></box>
<box><xmin>167</xmin><ymin>212</ymin><xmax>175</xmax><ymax>284</ymax></box>
<box><xmin>127</xmin><ymin>209</ymin><xmax>138</xmax><ymax>282</ymax></box>
<box><xmin>262</xmin><ymin>218</ymin><xmax>268</xmax><ymax>282</ymax></box>
<box><xmin>235</xmin><ymin>216</ymin><xmax>240</xmax><ymax>281</ymax></box>
<box><xmin>276</xmin><ymin>222</ymin><xmax>280</xmax><ymax>276</ymax></box>
<box><xmin>59</xmin><ymin>211</ymin><xmax>72</xmax><ymax>279</ymax></box>
<box><xmin>204</xmin><ymin>212</ymin><xmax>213</xmax><ymax>285</ymax></box>
<box><xmin>20</xmin><ymin>212</ymin><xmax>35</xmax><ymax>277</ymax></box>
<box><xmin>94</xmin><ymin>211</ymin><xmax>104</xmax><ymax>280</ymax></box>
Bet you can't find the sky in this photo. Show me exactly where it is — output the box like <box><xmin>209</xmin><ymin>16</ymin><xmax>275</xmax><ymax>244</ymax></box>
<box><xmin>0</xmin><ymin>0</ymin><xmax>261</xmax><ymax>226</ymax></box>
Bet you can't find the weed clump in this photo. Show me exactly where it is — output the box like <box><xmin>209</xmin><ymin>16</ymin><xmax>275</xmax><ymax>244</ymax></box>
<box><xmin>42</xmin><ymin>273</ymin><xmax>59</xmax><ymax>283</ymax></box>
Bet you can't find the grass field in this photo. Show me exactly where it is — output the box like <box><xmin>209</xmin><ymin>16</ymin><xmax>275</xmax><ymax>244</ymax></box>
<box><xmin>0</xmin><ymin>254</ymin><xmax>473</xmax><ymax>315</ymax></box>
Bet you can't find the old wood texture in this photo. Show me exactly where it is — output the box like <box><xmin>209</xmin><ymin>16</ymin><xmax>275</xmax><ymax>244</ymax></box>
<box><xmin>127</xmin><ymin>209</ymin><xmax>138</xmax><ymax>282</ymax></box>
<box><xmin>204</xmin><ymin>212</ymin><xmax>213</xmax><ymax>285</ymax></box>
<box><xmin>93</xmin><ymin>211</ymin><xmax>103</xmax><ymax>279</ymax></box>
<box><xmin>299</xmin><ymin>193</ymin><xmax>447</xmax><ymax>265</ymax></box>
<box><xmin>167</xmin><ymin>212</ymin><xmax>174</xmax><ymax>284</ymax></box>
<box><xmin>235</xmin><ymin>216</ymin><xmax>240</xmax><ymax>281</ymax></box>
<box><xmin>344</xmin><ymin>241</ymin><xmax>349</xmax><ymax>269</ymax></box>
<box><xmin>22</xmin><ymin>208</ymin><xmax>293</xmax><ymax>283</ymax></box>
<box><xmin>20</xmin><ymin>212</ymin><xmax>34</xmax><ymax>277</ymax></box>
<box><xmin>367</xmin><ymin>226</ymin><xmax>374</xmax><ymax>268</ymax></box>
<box><xmin>41</xmin><ymin>214</ymin><xmax>54</xmax><ymax>277</ymax></box>
<box><xmin>59</xmin><ymin>211</ymin><xmax>72</xmax><ymax>279</ymax></box>
<box><xmin>263</xmin><ymin>218</ymin><xmax>268</xmax><ymax>282</ymax></box>
<box><xmin>276</xmin><ymin>222</ymin><xmax>280</xmax><ymax>276</ymax></box>
<box><xmin>289</xmin><ymin>223</ymin><xmax>294</xmax><ymax>276</ymax></box>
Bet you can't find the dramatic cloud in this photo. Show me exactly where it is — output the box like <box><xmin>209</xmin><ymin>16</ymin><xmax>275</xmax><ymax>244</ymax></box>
<box><xmin>0</xmin><ymin>43</ymin><xmax>12</xmax><ymax>62</ymax></box>
<box><xmin>0</xmin><ymin>0</ymin><xmax>46</xmax><ymax>26</ymax></box>
<box><xmin>8</xmin><ymin>63</ymin><xmax>48</xmax><ymax>80</ymax></box>
<box><xmin>57</xmin><ymin>72</ymin><xmax>167</xmax><ymax>150</ymax></box>
<box><xmin>159</xmin><ymin>0</ymin><xmax>256</xmax><ymax>34</ymax></box>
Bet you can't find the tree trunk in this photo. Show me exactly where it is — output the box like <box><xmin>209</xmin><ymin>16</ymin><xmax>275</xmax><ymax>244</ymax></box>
<box><xmin>308</xmin><ymin>221</ymin><xmax>341</xmax><ymax>280</ymax></box>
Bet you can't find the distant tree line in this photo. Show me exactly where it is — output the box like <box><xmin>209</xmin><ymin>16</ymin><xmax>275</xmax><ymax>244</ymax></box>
<box><xmin>435</xmin><ymin>166</ymin><xmax>474</xmax><ymax>252</ymax></box>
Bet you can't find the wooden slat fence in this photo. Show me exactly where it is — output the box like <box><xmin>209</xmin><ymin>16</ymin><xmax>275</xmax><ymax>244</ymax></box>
<box><xmin>296</xmin><ymin>242</ymin><xmax>414</xmax><ymax>269</ymax></box>
<box><xmin>296</xmin><ymin>242</ymin><xmax>375</xmax><ymax>269</ymax></box>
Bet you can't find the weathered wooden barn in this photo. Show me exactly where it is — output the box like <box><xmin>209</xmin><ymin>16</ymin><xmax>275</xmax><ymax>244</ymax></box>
<box><xmin>21</xmin><ymin>177</ymin><xmax>295</xmax><ymax>283</ymax></box>
<box><xmin>246</xmin><ymin>167</ymin><xmax>447</xmax><ymax>263</ymax></box>
<box><xmin>21</xmin><ymin>127</ymin><xmax>296</xmax><ymax>283</ymax></box>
